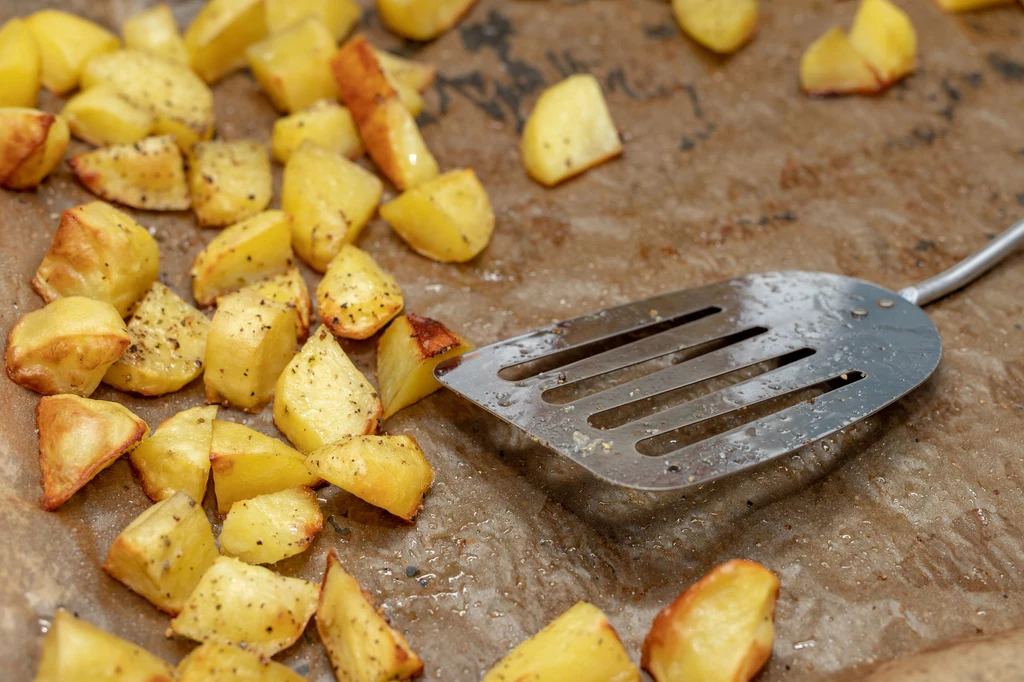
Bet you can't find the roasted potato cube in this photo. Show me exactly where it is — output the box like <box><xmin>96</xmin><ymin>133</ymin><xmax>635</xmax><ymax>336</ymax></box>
<box><xmin>220</xmin><ymin>486</ymin><xmax>323</xmax><ymax>564</ymax></box>
<box><xmin>62</xmin><ymin>87</ymin><xmax>155</xmax><ymax>147</ymax></box>
<box><xmin>247</xmin><ymin>18</ymin><xmax>337</xmax><ymax>114</ymax></box>
<box><xmin>271</xmin><ymin>101</ymin><xmax>363</xmax><ymax>163</ymax></box>
<box><xmin>190</xmin><ymin>210</ymin><xmax>294</xmax><ymax>306</ymax></box>
<box><xmin>0</xmin><ymin>19</ymin><xmax>41</xmax><ymax>107</ymax></box>
<box><xmin>274</xmin><ymin>327</ymin><xmax>382</xmax><ymax>454</ymax></box>
<box><xmin>210</xmin><ymin>420</ymin><xmax>320</xmax><ymax>513</ymax></box>
<box><xmin>184</xmin><ymin>0</ymin><xmax>267</xmax><ymax>84</ymax></box>
<box><xmin>177</xmin><ymin>642</ymin><xmax>308</xmax><ymax>682</ymax></box>
<box><xmin>282</xmin><ymin>142</ymin><xmax>383</xmax><ymax>272</ymax></box>
<box><xmin>642</xmin><ymin>559</ymin><xmax>780</xmax><ymax>682</ymax></box>
<box><xmin>377</xmin><ymin>314</ymin><xmax>471</xmax><ymax>419</ymax></box>
<box><xmin>235</xmin><ymin>268</ymin><xmax>313</xmax><ymax>340</ymax></box>
<box><xmin>170</xmin><ymin>556</ymin><xmax>319</xmax><ymax>656</ymax></box>
<box><xmin>32</xmin><ymin>201</ymin><xmax>160</xmax><ymax>317</ymax></box>
<box><xmin>374</xmin><ymin>49</ymin><xmax>436</xmax><ymax>93</ymax></box>
<box><xmin>266</xmin><ymin>0</ymin><xmax>361</xmax><ymax>41</ymax></box>
<box><xmin>380</xmin><ymin>168</ymin><xmax>494</xmax><ymax>263</ymax></box>
<box><xmin>306</xmin><ymin>435</ymin><xmax>432</xmax><ymax>521</ymax></box>
<box><xmin>123</xmin><ymin>4</ymin><xmax>189</xmax><ymax>66</ymax></box>
<box><xmin>376</xmin><ymin>0</ymin><xmax>478</xmax><ymax>41</ymax></box>
<box><xmin>35</xmin><ymin>610</ymin><xmax>173</xmax><ymax>682</ymax></box>
<box><xmin>330</xmin><ymin>36</ymin><xmax>423</xmax><ymax>119</ymax></box>
<box><xmin>671</xmin><ymin>0</ymin><xmax>758</xmax><ymax>54</ymax></box>
<box><xmin>317</xmin><ymin>245</ymin><xmax>403</xmax><ymax>340</ymax></box>
<box><xmin>81</xmin><ymin>50</ymin><xmax>215</xmax><ymax>151</ymax></box>
<box><xmin>25</xmin><ymin>10</ymin><xmax>119</xmax><ymax>95</ymax></box>
<box><xmin>521</xmin><ymin>74</ymin><xmax>621</xmax><ymax>187</ymax></box>
<box><xmin>130</xmin><ymin>405</ymin><xmax>217</xmax><ymax>503</ymax></box>
<box><xmin>102</xmin><ymin>282</ymin><xmax>210</xmax><ymax>395</ymax></box>
<box><xmin>317</xmin><ymin>549</ymin><xmax>423</xmax><ymax>682</ymax></box>
<box><xmin>6</xmin><ymin>297</ymin><xmax>128</xmax><ymax>397</ymax></box>
<box><xmin>483</xmin><ymin>601</ymin><xmax>639</xmax><ymax>682</ymax></box>
<box><xmin>204</xmin><ymin>289</ymin><xmax>299</xmax><ymax>412</ymax></box>
<box><xmin>0</xmin><ymin>108</ymin><xmax>69</xmax><ymax>190</ymax></box>
<box><xmin>936</xmin><ymin>0</ymin><xmax>1013</xmax><ymax>9</ymax></box>
<box><xmin>37</xmin><ymin>394</ymin><xmax>148</xmax><ymax>510</ymax></box>
<box><xmin>69</xmin><ymin>135</ymin><xmax>190</xmax><ymax>211</ymax></box>
<box><xmin>800</xmin><ymin>27</ymin><xmax>881</xmax><ymax>97</ymax></box>
<box><xmin>849</xmin><ymin>0</ymin><xmax>917</xmax><ymax>85</ymax></box>
<box><xmin>188</xmin><ymin>139</ymin><xmax>272</xmax><ymax>227</ymax></box>
<box><xmin>103</xmin><ymin>490</ymin><xmax>219</xmax><ymax>614</ymax></box>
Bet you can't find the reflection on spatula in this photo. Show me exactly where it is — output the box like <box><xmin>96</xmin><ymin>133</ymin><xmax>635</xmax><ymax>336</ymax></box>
<box><xmin>435</xmin><ymin>220</ymin><xmax>1024</xmax><ymax>490</ymax></box>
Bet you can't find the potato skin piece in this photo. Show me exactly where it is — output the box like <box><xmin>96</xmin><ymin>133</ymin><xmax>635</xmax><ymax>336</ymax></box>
<box><xmin>35</xmin><ymin>609</ymin><xmax>174</xmax><ymax>682</ymax></box>
<box><xmin>37</xmin><ymin>394</ymin><xmax>148</xmax><ymax>510</ymax></box>
<box><xmin>641</xmin><ymin>559</ymin><xmax>780</xmax><ymax>682</ymax></box>
<box><xmin>6</xmin><ymin>297</ymin><xmax>129</xmax><ymax>397</ymax></box>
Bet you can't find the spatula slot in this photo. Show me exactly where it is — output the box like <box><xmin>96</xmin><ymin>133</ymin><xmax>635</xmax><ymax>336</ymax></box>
<box><xmin>634</xmin><ymin>370</ymin><xmax>865</xmax><ymax>457</ymax></box>
<box><xmin>541</xmin><ymin>325</ymin><xmax>769</xmax><ymax>405</ymax></box>
<box><xmin>586</xmin><ymin>347</ymin><xmax>816</xmax><ymax>430</ymax></box>
<box><xmin>497</xmin><ymin>306</ymin><xmax>722</xmax><ymax>381</ymax></box>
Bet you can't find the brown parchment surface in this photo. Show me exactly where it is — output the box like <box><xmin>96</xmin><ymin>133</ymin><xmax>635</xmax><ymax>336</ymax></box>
<box><xmin>1</xmin><ymin>1</ymin><xmax>1023</xmax><ymax>680</ymax></box>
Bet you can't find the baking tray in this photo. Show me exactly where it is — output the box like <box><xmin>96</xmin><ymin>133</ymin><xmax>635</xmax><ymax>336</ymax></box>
<box><xmin>2</xmin><ymin>1</ymin><xmax>1024</xmax><ymax>680</ymax></box>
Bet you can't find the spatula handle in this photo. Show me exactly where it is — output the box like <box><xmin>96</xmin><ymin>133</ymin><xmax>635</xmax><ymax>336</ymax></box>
<box><xmin>899</xmin><ymin>219</ymin><xmax>1024</xmax><ymax>306</ymax></box>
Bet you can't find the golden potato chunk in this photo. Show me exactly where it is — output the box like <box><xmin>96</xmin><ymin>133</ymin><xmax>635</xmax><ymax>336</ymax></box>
<box><xmin>102</xmin><ymin>282</ymin><xmax>210</xmax><ymax>395</ymax></box>
<box><xmin>190</xmin><ymin>210</ymin><xmax>294</xmax><ymax>306</ymax></box>
<box><xmin>0</xmin><ymin>108</ymin><xmax>69</xmax><ymax>190</ymax></box>
<box><xmin>331</xmin><ymin>39</ymin><xmax>438</xmax><ymax>190</ymax></box>
<box><xmin>800</xmin><ymin>27</ymin><xmax>882</xmax><ymax>96</ymax></box>
<box><xmin>69</xmin><ymin>135</ymin><xmax>190</xmax><ymax>211</ymax></box>
<box><xmin>247</xmin><ymin>18</ymin><xmax>337</xmax><ymax>114</ymax></box>
<box><xmin>483</xmin><ymin>601</ymin><xmax>639</xmax><ymax>682</ymax></box>
<box><xmin>33</xmin><ymin>201</ymin><xmax>160</xmax><ymax>317</ymax></box>
<box><xmin>271</xmin><ymin>101</ymin><xmax>364</xmax><ymax>164</ymax></box>
<box><xmin>204</xmin><ymin>289</ymin><xmax>299</xmax><ymax>412</ymax></box>
<box><xmin>177</xmin><ymin>642</ymin><xmax>308</xmax><ymax>682</ymax></box>
<box><xmin>521</xmin><ymin>74</ymin><xmax>621</xmax><ymax>187</ymax></box>
<box><xmin>6</xmin><ymin>297</ymin><xmax>128</xmax><ymax>397</ymax></box>
<box><xmin>62</xmin><ymin>86</ymin><xmax>155</xmax><ymax>147</ymax></box>
<box><xmin>37</xmin><ymin>394</ymin><xmax>148</xmax><ymax>511</ymax></box>
<box><xmin>266</xmin><ymin>0</ymin><xmax>361</xmax><ymax>41</ymax></box>
<box><xmin>642</xmin><ymin>559</ymin><xmax>780</xmax><ymax>682</ymax></box>
<box><xmin>235</xmin><ymin>268</ymin><xmax>313</xmax><ymax>341</ymax></box>
<box><xmin>130</xmin><ymin>405</ymin><xmax>217</xmax><ymax>503</ymax></box>
<box><xmin>210</xmin><ymin>420</ymin><xmax>320</xmax><ymax>513</ymax></box>
<box><xmin>123</xmin><ymin>4</ymin><xmax>189</xmax><ymax>66</ymax></box>
<box><xmin>317</xmin><ymin>245</ymin><xmax>403</xmax><ymax>340</ymax></box>
<box><xmin>25</xmin><ymin>10</ymin><xmax>119</xmax><ymax>95</ymax></box>
<box><xmin>306</xmin><ymin>435</ymin><xmax>432</xmax><ymax>521</ymax></box>
<box><xmin>849</xmin><ymin>0</ymin><xmax>917</xmax><ymax>86</ymax></box>
<box><xmin>377</xmin><ymin>314</ymin><xmax>471</xmax><ymax>419</ymax></box>
<box><xmin>274</xmin><ymin>327</ymin><xmax>382</xmax><ymax>454</ymax></box>
<box><xmin>380</xmin><ymin>168</ymin><xmax>494</xmax><ymax>263</ymax></box>
<box><xmin>317</xmin><ymin>549</ymin><xmax>423</xmax><ymax>682</ymax></box>
<box><xmin>103</xmin><ymin>490</ymin><xmax>219</xmax><ymax>614</ymax></box>
<box><xmin>184</xmin><ymin>0</ymin><xmax>267</xmax><ymax>83</ymax></box>
<box><xmin>376</xmin><ymin>0</ymin><xmax>478</xmax><ymax>41</ymax></box>
<box><xmin>282</xmin><ymin>142</ymin><xmax>383</xmax><ymax>272</ymax></box>
<box><xmin>374</xmin><ymin>49</ymin><xmax>436</xmax><ymax>93</ymax></box>
<box><xmin>220</xmin><ymin>486</ymin><xmax>323</xmax><ymax>564</ymax></box>
<box><xmin>936</xmin><ymin>0</ymin><xmax>1013</xmax><ymax>9</ymax></box>
<box><xmin>35</xmin><ymin>610</ymin><xmax>173</xmax><ymax>682</ymax></box>
<box><xmin>671</xmin><ymin>0</ymin><xmax>758</xmax><ymax>54</ymax></box>
<box><xmin>170</xmin><ymin>556</ymin><xmax>319</xmax><ymax>656</ymax></box>
<box><xmin>188</xmin><ymin>139</ymin><xmax>272</xmax><ymax>227</ymax></box>
<box><xmin>81</xmin><ymin>50</ymin><xmax>215</xmax><ymax>151</ymax></box>
<box><xmin>0</xmin><ymin>19</ymin><xmax>41</xmax><ymax>108</ymax></box>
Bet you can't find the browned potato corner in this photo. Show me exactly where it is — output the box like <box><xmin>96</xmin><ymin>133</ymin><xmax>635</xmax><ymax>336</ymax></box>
<box><xmin>0</xmin><ymin>108</ymin><xmax>69</xmax><ymax>190</ymax></box>
<box><xmin>36</xmin><ymin>394</ymin><xmax>148</xmax><ymax>510</ymax></box>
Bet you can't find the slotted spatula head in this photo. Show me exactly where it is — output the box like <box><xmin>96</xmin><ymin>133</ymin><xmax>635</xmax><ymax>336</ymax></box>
<box><xmin>434</xmin><ymin>271</ymin><xmax>942</xmax><ymax>490</ymax></box>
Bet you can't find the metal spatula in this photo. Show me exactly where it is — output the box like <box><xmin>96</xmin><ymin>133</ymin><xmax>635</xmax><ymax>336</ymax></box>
<box><xmin>435</xmin><ymin>220</ymin><xmax>1024</xmax><ymax>490</ymax></box>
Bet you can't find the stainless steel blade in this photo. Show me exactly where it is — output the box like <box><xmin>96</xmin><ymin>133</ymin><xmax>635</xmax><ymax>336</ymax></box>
<box><xmin>435</xmin><ymin>271</ymin><xmax>942</xmax><ymax>490</ymax></box>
